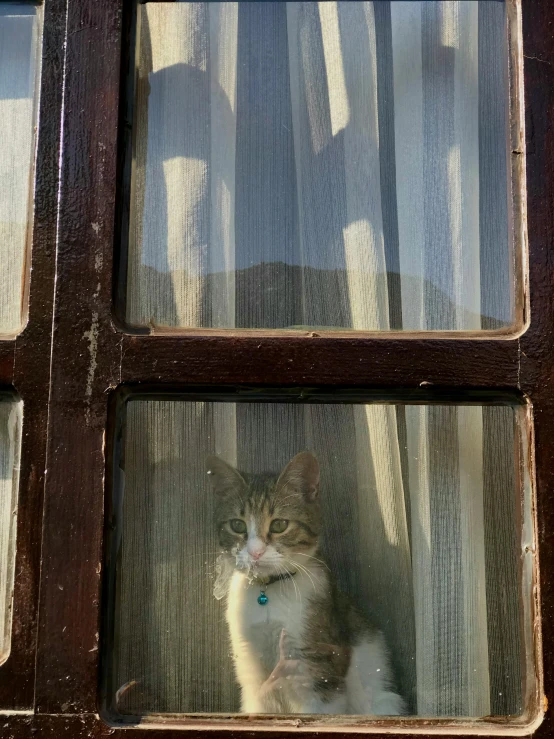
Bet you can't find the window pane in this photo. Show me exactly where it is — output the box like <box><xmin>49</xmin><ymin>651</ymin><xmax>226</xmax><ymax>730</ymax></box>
<box><xmin>0</xmin><ymin>398</ymin><xmax>22</xmax><ymax>663</ymax></box>
<box><xmin>104</xmin><ymin>397</ymin><xmax>535</xmax><ymax>723</ymax></box>
<box><xmin>123</xmin><ymin>0</ymin><xmax>519</xmax><ymax>333</ymax></box>
<box><xmin>0</xmin><ymin>4</ymin><xmax>41</xmax><ymax>337</ymax></box>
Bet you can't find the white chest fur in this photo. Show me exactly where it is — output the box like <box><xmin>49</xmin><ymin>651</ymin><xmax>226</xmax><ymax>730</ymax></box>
<box><xmin>226</xmin><ymin>568</ymin><xmax>322</xmax><ymax>713</ymax></box>
<box><xmin>226</xmin><ymin>570</ymin><xmax>310</xmax><ymax>668</ymax></box>
<box><xmin>225</xmin><ymin>568</ymin><xmax>406</xmax><ymax>716</ymax></box>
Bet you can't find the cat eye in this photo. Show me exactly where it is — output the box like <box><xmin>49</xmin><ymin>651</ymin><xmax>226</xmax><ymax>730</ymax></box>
<box><xmin>269</xmin><ymin>519</ymin><xmax>288</xmax><ymax>534</ymax></box>
<box><xmin>229</xmin><ymin>519</ymin><xmax>247</xmax><ymax>534</ymax></box>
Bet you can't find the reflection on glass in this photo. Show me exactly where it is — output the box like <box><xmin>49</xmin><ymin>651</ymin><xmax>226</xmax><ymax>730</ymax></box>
<box><xmin>105</xmin><ymin>399</ymin><xmax>533</xmax><ymax>721</ymax></box>
<box><xmin>0</xmin><ymin>398</ymin><xmax>22</xmax><ymax>663</ymax></box>
<box><xmin>0</xmin><ymin>4</ymin><xmax>41</xmax><ymax>336</ymax></box>
<box><xmin>126</xmin><ymin>1</ymin><xmax>516</xmax><ymax>332</ymax></box>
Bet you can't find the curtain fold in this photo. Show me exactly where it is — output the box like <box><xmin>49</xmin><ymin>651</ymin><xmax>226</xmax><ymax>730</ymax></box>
<box><xmin>128</xmin><ymin>1</ymin><xmax>512</xmax><ymax>334</ymax></box>
<box><xmin>287</xmin><ymin>1</ymin><xmax>390</xmax><ymax>330</ymax></box>
<box><xmin>0</xmin><ymin>401</ymin><xmax>22</xmax><ymax>662</ymax></box>
<box><xmin>114</xmin><ymin>398</ymin><xmax>523</xmax><ymax>717</ymax></box>
<box><xmin>116</xmin><ymin>0</ymin><xmax>522</xmax><ymax>720</ymax></box>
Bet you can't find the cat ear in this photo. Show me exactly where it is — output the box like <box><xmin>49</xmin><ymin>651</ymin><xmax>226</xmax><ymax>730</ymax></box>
<box><xmin>206</xmin><ymin>456</ymin><xmax>246</xmax><ymax>497</ymax></box>
<box><xmin>276</xmin><ymin>452</ymin><xmax>320</xmax><ymax>502</ymax></box>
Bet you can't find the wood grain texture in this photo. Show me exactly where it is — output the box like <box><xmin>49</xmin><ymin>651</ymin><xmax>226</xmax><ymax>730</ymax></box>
<box><xmin>0</xmin><ymin>342</ymin><xmax>14</xmax><ymax>384</ymax></box>
<box><xmin>518</xmin><ymin>0</ymin><xmax>554</xmax><ymax>735</ymax></box>
<box><xmin>33</xmin><ymin>0</ymin><xmax>123</xmax><ymax>715</ymax></box>
<box><xmin>0</xmin><ymin>0</ymin><xmax>64</xmax><ymax>711</ymax></box>
<box><xmin>0</xmin><ymin>710</ymin><xmax>542</xmax><ymax>739</ymax></box>
<box><xmin>120</xmin><ymin>333</ymin><xmax>523</xmax><ymax>389</ymax></box>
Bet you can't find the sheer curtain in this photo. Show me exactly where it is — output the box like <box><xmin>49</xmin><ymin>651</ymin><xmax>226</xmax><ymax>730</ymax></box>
<box><xmin>115</xmin><ymin>1</ymin><xmax>523</xmax><ymax>719</ymax></box>
<box><xmin>127</xmin><ymin>0</ymin><xmax>512</xmax><ymax>332</ymax></box>
<box><xmin>0</xmin><ymin>6</ymin><xmax>40</xmax><ymax>336</ymax></box>
<box><xmin>0</xmin><ymin>401</ymin><xmax>22</xmax><ymax>662</ymax></box>
<box><xmin>114</xmin><ymin>399</ymin><xmax>523</xmax><ymax>717</ymax></box>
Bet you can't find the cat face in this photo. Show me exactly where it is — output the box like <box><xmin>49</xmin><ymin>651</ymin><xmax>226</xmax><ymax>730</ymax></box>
<box><xmin>207</xmin><ymin>452</ymin><xmax>321</xmax><ymax>576</ymax></box>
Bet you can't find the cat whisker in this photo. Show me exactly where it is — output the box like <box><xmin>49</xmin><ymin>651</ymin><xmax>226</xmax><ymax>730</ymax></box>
<box><xmin>285</xmin><ymin>557</ymin><xmax>318</xmax><ymax>594</ymax></box>
<box><xmin>272</xmin><ymin>562</ymin><xmax>288</xmax><ymax>597</ymax></box>
<box><xmin>279</xmin><ymin>560</ymin><xmax>301</xmax><ymax>605</ymax></box>
<box><xmin>284</xmin><ymin>563</ymin><xmax>302</xmax><ymax>605</ymax></box>
<box><xmin>294</xmin><ymin>552</ymin><xmax>331</xmax><ymax>571</ymax></box>
<box><xmin>281</xmin><ymin>556</ymin><xmax>310</xmax><ymax>598</ymax></box>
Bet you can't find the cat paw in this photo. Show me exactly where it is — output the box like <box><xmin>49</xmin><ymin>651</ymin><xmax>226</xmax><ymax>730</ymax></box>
<box><xmin>371</xmin><ymin>691</ymin><xmax>407</xmax><ymax>716</ymax></box>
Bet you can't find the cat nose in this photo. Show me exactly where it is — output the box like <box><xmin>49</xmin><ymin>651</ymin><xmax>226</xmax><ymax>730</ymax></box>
<box><xmin>248</xmin><ymin>542</ymin><xmax>266</xmax><ymax>560</ymax></box>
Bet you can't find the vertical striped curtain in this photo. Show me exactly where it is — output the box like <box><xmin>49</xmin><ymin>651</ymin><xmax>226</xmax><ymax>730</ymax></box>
<box><xmin>127</xmin><ymin>0</ymin><xmax>511</xmax><ymax>332</ymax></box>
<box><xmin>0</xmin><ymin>401</ymin><xmax>22</xmax><ymax>662</ymax></box>
<box><xmin>115</xmin><ymin>398</ymin><xmax>522</xmax><ymax>717</ymax></box>
<box><xmin>116</xmin><ymin>0</ymin><xmax>523</xmax><ymax>720</ymax></box>
<box><xmin>0</xmin><ymin>5</ymin><xmax>40</xmax><ymax>336</ymax></box>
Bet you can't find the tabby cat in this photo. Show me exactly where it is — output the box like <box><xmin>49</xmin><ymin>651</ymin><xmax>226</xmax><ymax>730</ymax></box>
<box><xmin>207</xmin><ymin>451</ymin><xmax>405</xmax><ymax>716</ymax></box>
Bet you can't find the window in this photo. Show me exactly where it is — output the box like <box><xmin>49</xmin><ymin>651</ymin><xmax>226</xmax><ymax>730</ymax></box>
<box><xmin>119</xmin><ymin>0</ymin><xmax>524</xmax><ymax>335</ymax></box>
<box><xmin>0</xmin><ymin>398</ymin><xmax>22</xmax><ymax>664</ymax></box>
<box><xmin>104</xmin><ymin>394</ymin><xmax>533</xmax><ymax>723</ymax></box>
<box><xmin>0</xmin><ymin>4</ymin><xmax>41</xmax><ymax>337</ymax></box>
<box><xmin>0</xmin><ymin>0</ymin><xmax>552</xmax><ymax>737</ymax></box>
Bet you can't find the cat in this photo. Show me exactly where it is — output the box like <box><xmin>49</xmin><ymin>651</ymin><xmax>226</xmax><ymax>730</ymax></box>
<box><xmin>207</xmin><ymin>451</ymin><xmax>406</xmax><ymax>716</ymax></box>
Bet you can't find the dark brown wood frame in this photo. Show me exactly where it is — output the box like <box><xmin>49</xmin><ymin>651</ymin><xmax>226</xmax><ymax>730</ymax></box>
<box><xmin>0</xmin><ymin>0</ymin><xmax>552</xmax><ymax>735</ymax></box>
<box><xmin>0</xmin><ymin>0</ymin><xmax>64</xmax><ymax>711</ymax></box>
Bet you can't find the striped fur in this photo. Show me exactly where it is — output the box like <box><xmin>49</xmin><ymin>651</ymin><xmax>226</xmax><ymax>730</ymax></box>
<box><xmin>208</xmin><ymin>452</ymin><xmax>405</xmax><ymax>716</ymax></box>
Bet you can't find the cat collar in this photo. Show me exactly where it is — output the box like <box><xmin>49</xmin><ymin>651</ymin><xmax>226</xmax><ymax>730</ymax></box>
<box><xmin>254</xmin><ymin>571</ymin><xmax>297</xmax><ymax>606</ymax></box>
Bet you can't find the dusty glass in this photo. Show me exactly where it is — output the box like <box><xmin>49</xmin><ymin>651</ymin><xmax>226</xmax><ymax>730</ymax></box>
<box><xmin>0</xmin><ymin>4</ymin><xmax>42</xmax><ymax>337</ymax></box>
<box><xmin>0</xmin><ymin>398</ymin><xmax>22</xmax><ymax>663</ymax></box>
<box><xmin>123</xmin><ymin>0</ymin><xmax>522</xmax><ymax>334</ymax></box>
<box><xmin>103</xmin><ymin>396</ymin><xmax>536</xmax><ymax>726</ymax></box>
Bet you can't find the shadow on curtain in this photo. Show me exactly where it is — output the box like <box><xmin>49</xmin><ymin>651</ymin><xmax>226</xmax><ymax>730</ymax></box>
<box><xmin>113</xmin><ymin>1</ymin><xmax>523</xmax><ymax>720</ymax></box>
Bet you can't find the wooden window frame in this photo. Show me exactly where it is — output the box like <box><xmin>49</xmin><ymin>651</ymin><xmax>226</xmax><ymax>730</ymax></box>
<box><xmin>0</xmin><ymin>0</ymin><xmax>552</xmax><ymax>736</ymax></box>
<box><xmin>0</xmin><ymin>0</ymin><xmax>63</xmax><ymax>712</ymax></box>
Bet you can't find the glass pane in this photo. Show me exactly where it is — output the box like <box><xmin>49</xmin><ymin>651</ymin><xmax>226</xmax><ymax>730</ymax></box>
<box><xmin>0</xmin><ymin>4</ymin><xmax>41</xmax><ymax>337</ymax></box>
<box><xmin>0</xmin><ymin>398</ymin><xmax>22</xmax><ymax>663</ymax></box>
<box><xmin>124</xmin><ymin>0</ymin><xmax>519</xmax><ymax>333</ymax></box>
<box><xmin>103</xmin><ymin>397</ymin><xmax>535</xmax><ymax>724</ymax></box>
